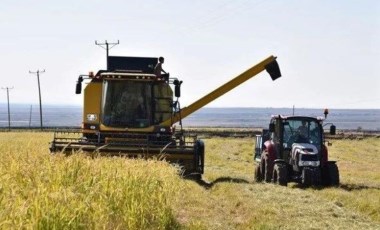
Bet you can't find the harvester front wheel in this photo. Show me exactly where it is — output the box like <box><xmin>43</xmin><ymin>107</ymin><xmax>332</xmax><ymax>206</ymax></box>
<box><xmin>194</xmin><ymin>140</ymin><xmax>205</xmax><ymax>174</ymax></box>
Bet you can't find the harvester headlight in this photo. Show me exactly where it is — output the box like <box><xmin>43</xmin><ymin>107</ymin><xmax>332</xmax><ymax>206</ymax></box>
<box><xmin>160</xmin><ymin>128</ymin><xmax>166</xmax><ymax>132</ymax></box>
<box><xmin>86</xmin><ymin>114</ymin><xmax>97</xmax><ymax>121</ymax></box>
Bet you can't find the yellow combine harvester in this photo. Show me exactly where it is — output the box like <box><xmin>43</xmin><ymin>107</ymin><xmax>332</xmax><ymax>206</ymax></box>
<box><xmin>50</xmin><ymin>51</ymin><xmax>281</xmax><ymax>177</ymax></box>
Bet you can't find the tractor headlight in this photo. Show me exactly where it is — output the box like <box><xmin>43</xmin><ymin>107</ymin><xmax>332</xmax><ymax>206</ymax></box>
<box><xmin>299</xmin><ymin>161</ymin><xmax>320</xmax><ymax>167</ymax></box>
<box><xmin>86</xmin><ymin>114</ymin><xmax>97</xmax><ymax>121</ymax></box>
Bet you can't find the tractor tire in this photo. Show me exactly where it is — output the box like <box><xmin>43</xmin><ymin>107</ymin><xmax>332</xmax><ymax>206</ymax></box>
<box><xmin>301</xmin><ymin>167</ymin><xmax>313</xmax><ymax>187</ymax></box>
<box><xmin>260</xmin><ymin>156</ymin><xmax>266</xmax><ymax>179</ymax></box>
<box><xmin>312</xmin><ymin>168</ymin><xmax>321</xmax><ymax>186</ymax></box>
<box><xmin>272</xmin><ymin>163</ymin><xmax>288</xmax><ymax>186</ymax></box>
<box><xmin>254</xmin><ymin>164</ymin><xmax>263</xmax><ymax>182</ymax></box>
<box><xmin>322</xmin><ymin>163</ymin><xmax>340</xmax><ymax>186</ymax></box>
<box><xmin>264</xmin><ymin>157</ymin><xmax>273</xmax><ymax>183</ymax></box>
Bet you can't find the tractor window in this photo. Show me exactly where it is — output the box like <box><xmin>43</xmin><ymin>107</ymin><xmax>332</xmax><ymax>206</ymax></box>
<box><xmin>101</xmin><ymin>80</ymin><xmax>152</xmax><ymax>128</ymax></box>
<box><xmin>282</xmin><ymin>119</ymin><xmax>322</xmax><ymax>149</ymax></box>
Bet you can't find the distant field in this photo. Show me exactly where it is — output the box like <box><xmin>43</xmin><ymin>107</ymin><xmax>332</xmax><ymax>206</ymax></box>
<box><xmin>0</xmin><ymin>132</ymin><xmax>379</xmax><ymax>229</ymax></box>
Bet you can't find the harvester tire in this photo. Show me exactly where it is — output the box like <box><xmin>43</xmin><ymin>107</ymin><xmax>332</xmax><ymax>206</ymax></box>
<box><xmin>254</xmin><ymin>164</ymin><xmax>263</xmax><ymax>182</ymax></box>
<box><xmin>49</xmin><ymin>142</ymin><xmax>56</xmax><ymax>153</ymax></box>
<box><xmin>194</xmin><ymin>140</ymin><xmax>205</xmax><ymax>174</ymax></box>
<box><xmin>273</xmin><ymin>163</ymin><xmax>287</xmax><ymax>186</ymax></box>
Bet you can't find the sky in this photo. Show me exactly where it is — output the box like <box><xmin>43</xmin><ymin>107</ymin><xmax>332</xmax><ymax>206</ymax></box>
<box><xmin>0</xmin><ymin>0</ymin><xmax>379</xmax><ymax>109</ymax></box>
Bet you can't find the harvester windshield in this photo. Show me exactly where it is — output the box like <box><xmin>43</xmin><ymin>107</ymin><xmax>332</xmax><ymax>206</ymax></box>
<box><xmin>101</xmin><ymin>80</ymin><xmax>152</xmax><ymax>128</ymax></box>
<box><xmin>283</xmin><ymin>119</ymin><xmax>322</xmax><ymax>150</ymax></box>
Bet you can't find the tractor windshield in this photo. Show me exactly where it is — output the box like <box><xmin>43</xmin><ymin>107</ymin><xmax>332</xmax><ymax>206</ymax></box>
<box><xmin>283</xmin><ymin>119</ymin><xmax>322</xmax><ymax>149</ymax></box>
<box><xmin>101</xmin><ymin>80</ymin><xmax>152</xmax><ymax>128</ymax></box>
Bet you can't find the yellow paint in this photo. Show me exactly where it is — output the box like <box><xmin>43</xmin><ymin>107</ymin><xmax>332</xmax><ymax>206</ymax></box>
<box><xmin>160</xmin><ymin>55</ymin><xmax>278</xmax><ymax>126</ymax></box>
<box><xmin>83</xmin><ymin>82</ymin><xmax>102</xmax><ymax>124</ymax></box>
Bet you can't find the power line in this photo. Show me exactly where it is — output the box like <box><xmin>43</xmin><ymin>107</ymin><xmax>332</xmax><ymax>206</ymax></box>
<box><xmin>1</xmin><ymin>86</ymin><xmax>13</xmax><ymax>131</ymax></box>
<box><xmin>29</xmin><ymin>69</ymin><xmax>45</xmax><ymax>131</ymax></box>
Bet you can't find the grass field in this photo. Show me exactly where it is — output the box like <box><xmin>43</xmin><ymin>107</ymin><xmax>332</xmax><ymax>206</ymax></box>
<box><xmin>0</xmin><ymin>132</ymin><xmax>379</xmax><ymax>229</ymax></box>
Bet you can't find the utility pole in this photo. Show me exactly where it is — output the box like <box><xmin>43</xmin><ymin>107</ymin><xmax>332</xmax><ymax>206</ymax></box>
<box><xmin>29</xmin><ymin>105</ymin><xmax>32</xmax><ymax>128</ymax></box>
<box><xmin>1</xmin><ymin>86</ymin><xmax>13</xmax><ymax>131</ymax></box>
<box><xmin>95</xmin><ymin>40</ymin><xmax>119</xmax><ymax>70</ymax></box>
<box><xmin>29</xmin><ymin>69</ymin><xmax>45</xmax><ymax>131</ymax></box>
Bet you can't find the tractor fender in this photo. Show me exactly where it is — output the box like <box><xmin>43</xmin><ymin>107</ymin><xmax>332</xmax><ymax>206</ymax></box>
<box><xmin>321</xmin><ymin>144</ymin><xmax>329</xmax><ymax>167</ymax></box>
<box><xmin>263</xmin><ymin>140</ymin><xmax>276</xmax><ymax>162</ymax></box>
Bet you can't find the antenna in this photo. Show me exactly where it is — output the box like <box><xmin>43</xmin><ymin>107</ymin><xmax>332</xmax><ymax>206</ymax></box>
<box><xmin>292</xmin><ymin>105</ymin><xmax>295</xmax><ymax>116</ymax></box>
<box><xmin>95</xmin><ymin>40</ymin><xmax>120</xmax><ymax>70</ymax></box>
<box><xmin>1</xmin><ymin>86</ymin><xmax>13</xmax><ymax>131</ymax></box>
<box><xmin>29</xmin><ymin>69</ymin><xmax>45</xmax><ymax>131</ymax></box>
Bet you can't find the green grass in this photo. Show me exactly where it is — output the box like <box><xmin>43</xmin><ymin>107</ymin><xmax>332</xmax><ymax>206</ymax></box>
<box><xmin>0</xmin><ymin>132</ymin><xmax>379</xmax><ymax>229</ymax></box>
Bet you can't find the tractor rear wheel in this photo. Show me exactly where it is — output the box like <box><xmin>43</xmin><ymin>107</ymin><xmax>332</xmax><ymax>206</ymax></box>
<box><xmin>273</xmin><ymin>163</ymin><xmax>288</xmax><ymax>186</ymax></box>
<box><xmin>254</xmin><ymin>164</ymin><xmax>263</xmax><ymax>182</ymax></box>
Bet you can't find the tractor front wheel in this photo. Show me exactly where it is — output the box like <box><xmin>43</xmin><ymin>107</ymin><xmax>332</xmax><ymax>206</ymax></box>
<box><xmin>322</xmin><ymin>163</ymin><xmax>340</xmax><ymax>186</ymax></box>
<box><xmin>301</xmin><ymin>167</ymin><xmax>313</xmax><ymax>186</ymax></box>
<box><xmin>273</xmin><ymin>163</ymin><xmax>288</xmax><ymax>186</ymax></box>
<box><xmin>263</xmin><ymin>156</ymin><xmax>273</xmax><ymax>183</ymax></box>
<box><xmin>301</xmin><ymin>167</ymin><xmax>321</xmax><ymax>186</ymax></box>
<box><xmin>254</xmin><ymin>164</ymin><xmax>263</xmax><ymax>182</ymax></box>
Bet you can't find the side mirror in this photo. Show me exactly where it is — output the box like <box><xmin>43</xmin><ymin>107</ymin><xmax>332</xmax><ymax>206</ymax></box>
<box><xmin>75</xmin><ymin>82</ymin><xmax>82</xmax><ymax>94</ymax></box>
<box><xmin>269</xmin><ymin>123</ymin><xmax>275</xmax><ymax>132</ymax></box>
<box><xmin>75</xmin><ymin>76</ymin><xmax>83</xmax><ymax>94</ymax></box>
<box><xmin>175</xmin><ymin>85</ymin><xmax>180</xmax><ymax>98</ymax></box>
<box><xmin>173</xmin><ymin>80</ymin><xmax>183</xmax><ymax>98</ymax></box>
<box><xmin>330</xmin><ymin>125</ymin><xmax>336</xmax><ymax>135</ymax></box>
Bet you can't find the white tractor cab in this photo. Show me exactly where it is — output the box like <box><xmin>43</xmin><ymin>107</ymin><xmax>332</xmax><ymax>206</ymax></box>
<box><xmin>254</xmin><ymin>113</ymin><xmax>339</xmax><ymax>187</ymax></box>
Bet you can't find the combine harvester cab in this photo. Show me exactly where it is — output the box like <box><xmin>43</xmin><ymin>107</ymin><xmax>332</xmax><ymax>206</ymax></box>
<box><xmin>51</xmin><ymin>51</ymin><xmax>281</xmax><ymax>178</ymax></box>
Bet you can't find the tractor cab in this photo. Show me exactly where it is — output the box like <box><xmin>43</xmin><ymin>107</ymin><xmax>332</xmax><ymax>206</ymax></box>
<box><xmin>254</xmin><ymin>114</ymin><xmax>339</xmax><ymax>187</ymax></box>
<box><xmin>270</xmin><ymin>116</ymin><xmax>324</xmax><ymax>162</ymax></box>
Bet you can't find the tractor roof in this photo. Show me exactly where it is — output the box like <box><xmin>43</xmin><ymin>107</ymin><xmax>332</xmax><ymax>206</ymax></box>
<box><xmin>271</xmin><ymin>115</ymin><xmax>324</xmax><ymax>122</ymax></box>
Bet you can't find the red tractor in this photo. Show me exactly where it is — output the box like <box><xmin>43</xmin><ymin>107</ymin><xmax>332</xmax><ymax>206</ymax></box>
<box><xmin>254</xmin><ymin>114</ymin><xmax>339</xmax><ymax>186</ymax></box>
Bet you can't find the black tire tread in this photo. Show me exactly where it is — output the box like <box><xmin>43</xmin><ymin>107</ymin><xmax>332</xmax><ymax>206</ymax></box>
<box><xmin>273</xmin><ymin>163</ymin><xmax>288</xmax><ymax>186</ymax></box>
